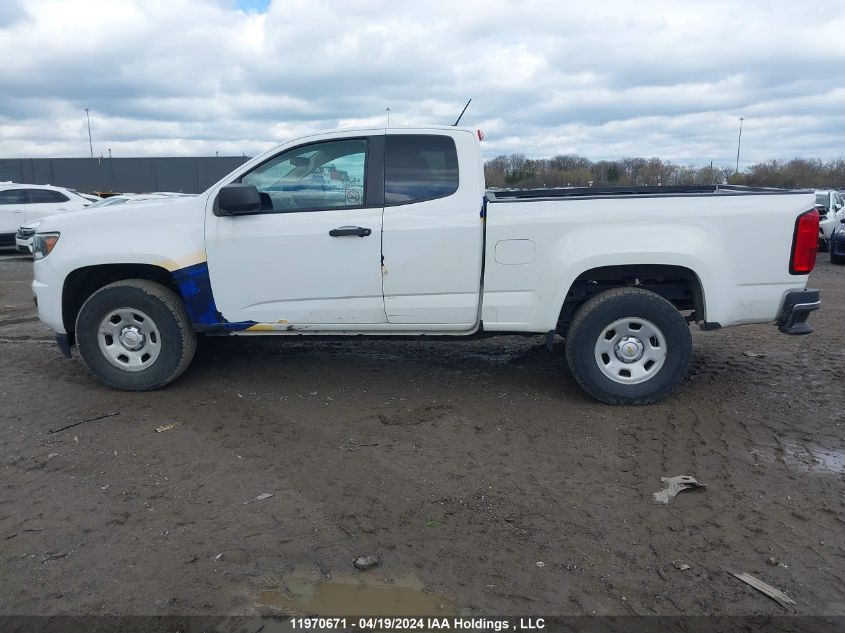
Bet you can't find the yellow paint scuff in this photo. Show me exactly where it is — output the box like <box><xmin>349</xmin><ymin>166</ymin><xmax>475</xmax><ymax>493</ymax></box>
<box><xmin>158</xmin><ymin>250</ymin><xmax>207</xmax><ymax>272</ymax></box>
<box><xmin>246</xmin><ymin>321</ymin><xmax>290</xmax><ymax>332</ymax></box>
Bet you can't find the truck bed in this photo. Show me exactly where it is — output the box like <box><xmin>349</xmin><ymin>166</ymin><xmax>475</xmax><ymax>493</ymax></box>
<box><xmin>487</xmin><ymin>184</ymin><xmax>812</xmax><ymax>201</ymax></box>
<box><xmin>482</xmin><ymin>184</ymin><xmax>816</xmax><ymax>333</ymax></box>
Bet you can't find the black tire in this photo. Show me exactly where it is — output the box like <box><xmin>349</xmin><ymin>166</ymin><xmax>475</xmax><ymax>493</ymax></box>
<box><xmin>818</xmin><ymin>238</ymin><xmax>829</xmax><ymax>253</ymax></box>
<box><xmin>564</xmin><ymin>288</ymin><xmax>692</xmax><ymax>405</ymax></box>
<box><xmin>75</xmin><ymin>279</ymin><xmax>196</xmax><ymax>390</ymax></box>
<box><xmin>831</xmin><ymin>244</ymin><xmax>845</xmax><ymax>265</ymax></box>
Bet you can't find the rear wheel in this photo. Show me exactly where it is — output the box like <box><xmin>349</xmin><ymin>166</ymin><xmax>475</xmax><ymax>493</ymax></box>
<box><xmin>564</xmin><ymin>288</ymin><xmax>692</xmax><ymax>405</ymax></box>
<box><xmin>832</xmin><ymin>249</ymin><xmax>845</xmax><ymax>265</ymax></box>
<box><xmin>75</xmin><ymin>280</ymin><xmax>196</xmax><ymax>390</ymax></box>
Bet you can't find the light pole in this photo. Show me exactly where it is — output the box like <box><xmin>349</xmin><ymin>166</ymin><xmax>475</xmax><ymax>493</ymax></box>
<box><xmin>386</xmin><ymin>107</ymin><xmax>390</xmax><ymax>126</ymax></box>
<box><xmin>84</xmin><ymin>108</ymin><xmax>94</xmax><ymax>158</ymax></box>
<box><xmin>735</xmin><ymin>116</ymin><xmax>744</xmax><ymax>177</ymax></box>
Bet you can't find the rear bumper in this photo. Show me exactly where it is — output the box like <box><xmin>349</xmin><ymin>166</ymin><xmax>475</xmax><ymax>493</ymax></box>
<box><xmin>777</xmin><ymin>289</ymin><xmax>820</xmax><ymax>335</ymax></box>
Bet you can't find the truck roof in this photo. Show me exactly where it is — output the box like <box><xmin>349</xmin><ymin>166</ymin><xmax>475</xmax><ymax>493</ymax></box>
<box><xmin>276</xmin><ymin>125</ymin><xmax>478</xmax><ymax>145</ymax></box>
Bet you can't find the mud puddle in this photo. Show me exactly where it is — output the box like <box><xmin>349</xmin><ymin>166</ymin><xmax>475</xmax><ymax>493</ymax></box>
<box><xmin>781</xmin><ymin>441</ymin><xmax>845</xmax><ymax>475</ymax></box>
<box><xmin>257</xmin><ymin>570</ymin><xmax>457</xmax><ymax>616</ymax></box>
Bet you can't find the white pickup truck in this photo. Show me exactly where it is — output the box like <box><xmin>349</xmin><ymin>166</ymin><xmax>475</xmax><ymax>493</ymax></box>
<box><xmin>31</xmin><ymin>126</ymin><xmax>821</xmax><ymax>404</ymax></box>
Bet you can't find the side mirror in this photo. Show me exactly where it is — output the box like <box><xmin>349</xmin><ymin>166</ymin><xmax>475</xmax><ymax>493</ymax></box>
<box><xmin>217</xmin><ymin>184</ymin><xmax>262</xmax><ymax>215</ymax></box>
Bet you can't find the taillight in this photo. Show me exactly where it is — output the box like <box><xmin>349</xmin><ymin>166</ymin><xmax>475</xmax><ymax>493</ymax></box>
<box><xmin>789</xmin><ymin>209</ymin><xmax>819</xmax><ymax>274</ymax></box>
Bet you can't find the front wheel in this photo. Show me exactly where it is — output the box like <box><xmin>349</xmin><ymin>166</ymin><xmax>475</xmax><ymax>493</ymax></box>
<box><xmin>564</xmin><ymin>288</ymin><xmax>692</xmax><ymax>405</ymax></box>
<box><xmin>75</xmin><ymin>279</ymin><xmax>197</xmax><ymax>390</ymax></box>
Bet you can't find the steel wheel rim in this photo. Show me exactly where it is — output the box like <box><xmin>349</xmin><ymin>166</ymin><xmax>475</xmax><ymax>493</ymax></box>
<box><xmin>594</xmin><ymin>317</ymin><xmax>667</xmax><ymax>385</ymax></box>
<box><xmin>97</xmin><ymin>307</ymin><xmax>161</xmax><ymax>372</ymax></box>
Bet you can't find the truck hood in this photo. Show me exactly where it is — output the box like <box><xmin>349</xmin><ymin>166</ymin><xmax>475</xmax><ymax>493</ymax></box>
<box><xmin>36</xmin><ymin>194</ymin><xmax>207</xmax><ymax>233</ymax></box>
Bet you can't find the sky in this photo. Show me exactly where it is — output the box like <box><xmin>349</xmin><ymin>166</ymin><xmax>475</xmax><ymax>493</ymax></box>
<box><xmin>0</xmin><ymin>0</ymin><xmax>844</xmax><ymax>167</ymax></box>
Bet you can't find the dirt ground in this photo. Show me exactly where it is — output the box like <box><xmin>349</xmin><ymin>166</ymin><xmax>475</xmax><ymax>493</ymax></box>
<box><xmin>0</xmin><ymin>252</ymin><xmax>843</xmax><ymax>618</ymax></box>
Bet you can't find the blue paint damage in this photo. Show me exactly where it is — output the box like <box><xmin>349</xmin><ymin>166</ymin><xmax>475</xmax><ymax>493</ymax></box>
<box><xmin>171</xmin><ymin>262</ymin><xmax>256</xmax><ymax>332</ymax></box>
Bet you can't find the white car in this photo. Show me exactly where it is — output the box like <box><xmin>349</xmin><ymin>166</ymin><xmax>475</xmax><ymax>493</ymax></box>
<box><xmin>15</xmin><ymin>220</ymin><xmax>41</xmax><ymax>254</ymax></box>
<box><xmin>0</xmin><ymin>184</ymin><xmax>94</xmax><ymax>249</ymax></box>
<box><xmin>31</xmin><ymin>126</ymin><xmax>820</xmax><ymax>404</ymax></box>
<box><xmin>83</xmin><ymin>192</ymin><xmax>192</xmax><ymax>209</ymax></box>
<box><xmin>815</xmin><ymin>190</ymin><xmax>844</xmax><ymax>250</ymax></box>
<box><xmin>816</xmin><ymin>189</ymin><xmax>845</xmax><ymax>220</ymax></box>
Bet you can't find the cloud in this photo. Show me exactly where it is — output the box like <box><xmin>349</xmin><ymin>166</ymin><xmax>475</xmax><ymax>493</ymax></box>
<box><xmin>0</xmin><ymin>0</ymin><xmax>843</xmax><ymax>169</ymax></box>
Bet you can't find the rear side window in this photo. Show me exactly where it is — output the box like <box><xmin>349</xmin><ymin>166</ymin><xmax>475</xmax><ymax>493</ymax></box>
<box><xmin>26</xmin><ymin>189</ymin><xmax>69</xmax><ymax>203</ymax></box>
<box><xmin>385</xmin><ymin>135</ymin><xmax>459</xmax><ymax>205</ymax></box>
<box><xmin>815</xmin><ymin>193</ymin><xmax>829</xmax><ymax>208</ymax></box>
<box><xmin>0</xmin><ymin>189</ymin><xmax>26</xmax><ymax>204</ymax></box>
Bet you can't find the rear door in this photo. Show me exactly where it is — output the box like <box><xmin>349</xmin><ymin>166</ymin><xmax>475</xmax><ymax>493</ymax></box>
<box><xmin>0</xmin><ymin>189</ymin><xmax>26</xmax><ymax>243</ymax></box>
<box><xmin>381</xmin><ymin>130</ymin><xmax>484</xmax><ymax>327</ymax></box>
<box><xmin>21</xmin><ymin>188</ymin><xmax>71</xmax><ymax>224</ymax></box>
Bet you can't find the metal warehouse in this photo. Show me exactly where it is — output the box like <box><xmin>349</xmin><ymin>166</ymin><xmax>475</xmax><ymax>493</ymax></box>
<box><xmin>0</xmin><ymin>156</ymin><xmax>250</xmax><ymax>194</ymax></box>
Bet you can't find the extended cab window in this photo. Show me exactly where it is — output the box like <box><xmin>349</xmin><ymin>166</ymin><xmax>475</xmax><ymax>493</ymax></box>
<box><xmin>385</xmin><ymin>135</ymin><xmax>458</xmax><ymax>205</ymax></box>
<box><xmin>241</xmin><ymin>139</ymin><xmax>366</xmax><ymax>212</ymax></box>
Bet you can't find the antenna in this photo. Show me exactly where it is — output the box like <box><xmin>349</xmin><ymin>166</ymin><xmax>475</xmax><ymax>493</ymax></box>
<box><xmin>453</xmin><ymin>98</ymin><xmax>472</xmax><ymax>126</ymax></box>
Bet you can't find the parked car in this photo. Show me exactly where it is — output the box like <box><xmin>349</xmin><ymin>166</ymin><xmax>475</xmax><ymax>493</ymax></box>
<box><xmin>815</xmin><ymin>190</ymin><xmax>843</xmax><ymax>251</ymax></box>
<box><xmin>15</xmin><ymin>221</ymin><xmax>40</xmax><ymax>254</ymax></box>
<box><xmin>0</xmin><ymin>184</ymin><xmax>95</xmax><ymax>248</ymax></box>
<box><xmin>70</xmin><ymin>190</ymin><xmax>102</xmax><ymax>203</ymax></box>
<box><xmin>31</xmin><ymin>127</ymin><xmax>820</xmax><ymax>404</ymax></box>
<box><xmin>84</xmin><ymin>192</ymin><xmax>194</xmax><ymax>209</ymax></box>
<box><xmin>14</xmin><ymin>193</ymin><xmax>192</xmax><ymax>254</ymax></box>
<box><xmin>816</xmin><ymin>189</ymin><xmax>845</xmax><ymax>220</ymax></box>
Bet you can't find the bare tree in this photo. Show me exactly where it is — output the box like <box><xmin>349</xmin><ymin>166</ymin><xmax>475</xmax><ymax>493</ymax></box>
<box><xmin>485</xmin><ymin>154</ymin><xmax>844</xmax><ymax>189</ymax></box>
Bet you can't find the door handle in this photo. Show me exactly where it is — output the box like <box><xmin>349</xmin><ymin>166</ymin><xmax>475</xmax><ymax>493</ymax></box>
<box><xmin>329</xmin><ymin>226</ymin><xmax>371</xmax><ymax>237</ymax></box>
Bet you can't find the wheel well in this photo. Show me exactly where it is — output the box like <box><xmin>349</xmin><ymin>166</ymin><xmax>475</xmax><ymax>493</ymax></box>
<box><xmin>557</xmin><ymin>264</ymin><xmax>705</xmax><ymax>335</ymax></box>
<box><xmin>62</xmin><ymin>264</ymin><xmax>180</xmax><ymax>343</ymax></box>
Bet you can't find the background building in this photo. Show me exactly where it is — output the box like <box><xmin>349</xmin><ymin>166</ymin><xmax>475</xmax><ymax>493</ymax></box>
<box><xmin>0</xmin><ymin>157</ymin><xmax>250</xmax><ymax>194</ymax></box>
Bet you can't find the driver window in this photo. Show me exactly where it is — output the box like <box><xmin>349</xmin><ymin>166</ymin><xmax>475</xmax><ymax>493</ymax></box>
<box><xmin>241</xmin><ymin>139</ymin><xmax>366</xmax><ymax>212</ymax></box>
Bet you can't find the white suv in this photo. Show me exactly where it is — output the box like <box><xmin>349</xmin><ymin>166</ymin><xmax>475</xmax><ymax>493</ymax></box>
<box><xmin>0</xmin><ymin>184</ymin><xmax>95</xmax><ymax>249</ymax></box>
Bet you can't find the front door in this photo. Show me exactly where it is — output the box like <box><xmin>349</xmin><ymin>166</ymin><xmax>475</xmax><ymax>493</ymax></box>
<box><xmin>205</xmin><ymin>135</ymin><xmax>386</xmax><ymax>326</ymax></box>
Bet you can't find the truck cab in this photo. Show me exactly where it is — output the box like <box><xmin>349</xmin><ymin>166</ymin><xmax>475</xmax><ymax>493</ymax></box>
<box><xmin>204</xmin><ymin>127</ymin><xmax>485</xmax><ymax>330</ymax></box>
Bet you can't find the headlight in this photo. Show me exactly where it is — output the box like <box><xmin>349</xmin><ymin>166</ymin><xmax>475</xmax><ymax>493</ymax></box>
<box><xmin>33</xmin><ymin>232</ymin><xmax>60</xmax><ymax>260</ymax></box>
